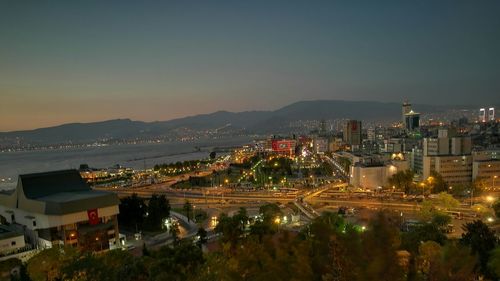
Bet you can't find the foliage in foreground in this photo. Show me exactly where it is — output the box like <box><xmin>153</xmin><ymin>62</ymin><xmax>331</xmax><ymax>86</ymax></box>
<box><xmin>4</xmin><ymin>209</ymin><xmax>498</xmax><ymax>281</ymax></box>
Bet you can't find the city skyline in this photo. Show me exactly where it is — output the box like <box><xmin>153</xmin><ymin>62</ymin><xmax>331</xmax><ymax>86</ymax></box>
<box><xmin>1</xmin><ymin>1</ymin><xmax>499</xmax><ymax>131</ymax></box>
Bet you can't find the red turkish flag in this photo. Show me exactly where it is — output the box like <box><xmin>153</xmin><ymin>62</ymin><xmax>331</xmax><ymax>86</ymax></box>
<box><xmin>87</xmin><ymin>209</ymin><xmax>99</xmax><ymax>225</ymax></box>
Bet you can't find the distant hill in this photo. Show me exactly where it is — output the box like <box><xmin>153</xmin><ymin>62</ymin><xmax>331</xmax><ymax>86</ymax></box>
<box><xmin>0</xmin><ymin>100</ymin><xmax>451</xmax><ymax>146</ymax></box>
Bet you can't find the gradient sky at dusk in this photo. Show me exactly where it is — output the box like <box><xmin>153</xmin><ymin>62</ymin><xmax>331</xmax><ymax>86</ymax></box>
<box><xmin>1</xmin><ymin>1</ymin><xmax>499</xmax><ymax>131</ymax></box>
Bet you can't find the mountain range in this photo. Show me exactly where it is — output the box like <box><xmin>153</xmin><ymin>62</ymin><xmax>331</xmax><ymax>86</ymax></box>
<box><xmin>0</xmin><ymin>100</ymin><xmax>457</xmax><ymax>146</ymax></box>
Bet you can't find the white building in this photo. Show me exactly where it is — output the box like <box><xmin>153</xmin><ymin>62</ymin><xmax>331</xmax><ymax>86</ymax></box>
<box><xmin>0</xmin><ymin>170</ymin><xmax>120</xmax><ymax>252</ymax></box>
<box><xmin>0</xmin><ymin>225</ymin><xmax>25</xmax><ymax>255</ymax></box>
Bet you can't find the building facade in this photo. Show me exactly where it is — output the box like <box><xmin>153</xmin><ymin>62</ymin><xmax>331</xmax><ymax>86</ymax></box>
<box><xmin>472</xmin><ymin>160</ymin><xmax>500</xmax><ymax>190</ymax></box>
<box><xmin>343</xmin><ymin>120</ymin><xmax>362</xmax><ymax>148</ymax></box>
<box><xmin>0</xmin><ymin>170</ymin><xmax>120</xmax><ymax>252</ymax></box>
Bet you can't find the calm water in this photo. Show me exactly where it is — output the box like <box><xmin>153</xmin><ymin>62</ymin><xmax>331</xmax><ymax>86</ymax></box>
<box><xmin>0</xmin><ymin>136</ymin><xmax>253</xmax><ymax>190</ymax></box>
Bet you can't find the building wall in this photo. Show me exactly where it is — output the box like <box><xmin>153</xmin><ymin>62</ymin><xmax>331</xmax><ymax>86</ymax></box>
<box><xmin>472</xmin><ymin>150</ymin><xmax>500</xmax><ymax>161</ymax></box>
<box><xmin>0</xmin><ymin>205</ymin><xmax>119</xmax><ymax>230</ymax></box>
<box><xmin>344</xmin><ymin>120</ymin><xmax>362</xmax><ymax>146</ymax></box>
<box><xmin>350</xmin><ymin>164</ymin><xmax>399</xmax><ymax>190</ymax></box>
<box><xmin>411</xmin><ymin>148</ymin><xmax>423</xmax><ymax>175</ymax></box>
<box><xmin>0</xmin><ymin>235</ymin><xmax>25</xmax><ymax>254</ymax></box>
<box><xmin>313</xmin><ymin>138</ymin><xmax>328</xmax><ymax>154</ymax></box>
<box><xmin>434</xmin><ymin>155</ymin><xmax>473</xmax><ymax>185</ymax></box>
<box><xmin>473</xmin><ymin>160</ymin><xmax>500</xmax><ymax>189</ymax></box>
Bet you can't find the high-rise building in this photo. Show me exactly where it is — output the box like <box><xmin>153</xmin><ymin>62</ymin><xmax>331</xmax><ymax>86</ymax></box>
<box><xmin>479</xmin><ymin>108</ymin><xmax>486</xmax><ymax>122</ymax></box>
<box><xmin>343</xmin><ymin>120</ymin><xmax>362</xmax><ymax>147</ymax></box>
<box><xmin>402</xmin><ymin>101</ymin><xmax>412</xmax><ymax>126</ymax></box>
<box><xmin>404</xmin><ymin>110</ymin><xmax>420</xmax><ymax>131</ymax></box>
<box><xmin>488</xmin><ymin>107</ymin><xmax>495</xmax><ymax>121</ymax></box>
<box><xmin>410</xmin><ymin>148</ymin><xmax>424</xmax><ymax>175</ymax></box>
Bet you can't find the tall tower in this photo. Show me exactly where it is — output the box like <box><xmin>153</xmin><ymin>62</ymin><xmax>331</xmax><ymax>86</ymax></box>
<box><xmin>343</xmin><ymin>120</ymin><xmax>362</xmax><ymax>147</ymax></box>
<box><xmin>479</xmin><ymin>108</ymin><xmax>486</xmax><ymax>122</ymax></box>
<box><xmin>488</xmin><ymin>107</ymin><xmax>495</xmax><ymax>121</ymax></box>
<box><xmin>402</xmin><ymin>101</ymin><xmax>412</xmax><ymax>127</ymax></box>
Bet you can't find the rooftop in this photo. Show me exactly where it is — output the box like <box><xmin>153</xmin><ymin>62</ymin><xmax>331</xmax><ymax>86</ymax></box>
<box><xmin>19</xmin><ymin>170</ymin><xmax>90</xmax><ymax>200</ymax></box>
<box><xmin>0</xmin><ymin>225</ymin><xmax>23</xmax><ymax>240</ymax></box>
<box><xmin>0</xmin><ymin>169</ymin><xmax>120</xmax><ymax>215</ymax></box>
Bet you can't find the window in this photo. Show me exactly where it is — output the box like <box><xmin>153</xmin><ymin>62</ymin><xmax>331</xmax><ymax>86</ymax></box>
<box><xmin>11</xmin><ymin>241</ymin><xmax>16</xmax><ymax>246</ymax></box>
<box><xmin>32</xmin><ymin>220</ymin><xmax>37</xmax><ymax>227</ymax></box>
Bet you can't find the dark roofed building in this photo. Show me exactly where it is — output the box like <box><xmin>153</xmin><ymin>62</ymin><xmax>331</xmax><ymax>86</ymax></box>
<box><xmin>0</xmin><ymin>170</ymin><xmax>120</xmax><ymax>252</ymax></box>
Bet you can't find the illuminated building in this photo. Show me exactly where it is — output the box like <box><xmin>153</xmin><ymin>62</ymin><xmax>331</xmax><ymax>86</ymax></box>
<box><xmin>402</xmin><ymin>101</ymin><xmax>412</xmax><ymax>126</ymax></box>
<box><xmin>473</xmin><ymin>160</ymin><xmax>500</xmax><ymax>190</ymax></box>
<box><xmin>343</xmin><ymin>120</ymin><xmax>362</xmax><ymax>148</ymax></box>
<box><xmin>404</xmin><ymin>110</ymin><xmax>420</xmax><ymax>131</ymax></box>
<box><xmin>0</xmin><ymin>170</ymin><xmax>120</xmax><ymax>252</ymax></box>
<box><xmin>488</xmin><ymin>107</ymin><xmax>495</xmax><ymax>121</ymax></box>
<box><xmin>422</xmin><ymin>129</ymin><xmax>473</xmax><ymax>185</ymax></box>
<box><xmin>479</xmin><ymin>108</ymin><xmax>486</xmax><ymax>122</ymax></box>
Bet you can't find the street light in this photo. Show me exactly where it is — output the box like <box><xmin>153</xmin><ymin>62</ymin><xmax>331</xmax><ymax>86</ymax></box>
<box><xmin>485</xmin><ymin>196</ymin><xmax>496</xmax><ymax>207</ymax></box>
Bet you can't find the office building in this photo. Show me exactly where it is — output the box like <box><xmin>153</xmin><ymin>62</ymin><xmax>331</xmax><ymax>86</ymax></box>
<box><xmin>402</xmin><ymin>101</ymin><xmax>412</xmax><ymax>126</ymax></box>
<box><xmin>422</xmin><ymin>131</ymin><xmax>473</xmax><ymax>185</ymax></box>
<box><xmin>472</xmin><ymin>160</ymin><xmax>500</xmax><ymax>190</ymax></box>
<box><xmin>343</xmin><ymin>120</ymin><xmax>362</xmax><ymax>148</ymax></box>
<box><xmin>479</xmin><ymin>108</ymin><xmax>486</xmax><ymax>122</ymax></box>
<box><xmin>423</xmin><ymin>155</ymin><xmax>473</xmax><ymax>185</ymax></box>
<box><xmin>488</xmin><ymin>107</ymin><xmax>495</xmax><ymax>121</ymax></box>
<box><xmin>410</xmin><ymin>148</ymin><xmax>424</xmax><ymax>176</ymax></box>
<box><xmin>404</xmin><ymin>110</ymin><xmax>420</xmax><ymax>131</ymax></box>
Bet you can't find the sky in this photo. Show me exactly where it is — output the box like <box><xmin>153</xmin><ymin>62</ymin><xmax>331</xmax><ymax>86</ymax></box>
<box><xmin>0</xmin><ymin>1</ymin><xmax>499</xmax><ymax>131</ymax></box>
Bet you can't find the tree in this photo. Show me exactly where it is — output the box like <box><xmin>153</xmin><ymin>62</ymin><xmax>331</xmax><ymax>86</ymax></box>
<box><xmin>183</xmin><ymin>200</ymin><xmax>193</xmax><ymax>222</ymax></box>
<box><xmin>144</xmin><ymin>194</ymin><xmax>170</xmax><ymax>231</ymax></box>
<box><xmin>149</xmin><ymin>241</ymin><xmax>204</xmax><ymax>281</ymax></box>
<box><xmin>488</xmin><ymin>246</ymin><xmax>500</xmax><ymax>278</ymax></box>
<box><xmin>119</xmin><ymin>193</ymin><xmax>147</xmax><ymax>231</ymax></box>
<box><xmin>209</xmin><ymin>151</ymin><xmax>216</xmax><ymax>159</ymax></box>
<box><xmin>401</xmin><ymin>223</ymin><xmax>447</xmax><ymax>254</ymax></box>
<box><xmin>142</xmin><ymin>242</ymin><xmax>150</xmax><ymax>256</ymax></box>
<box><xmin>460</xmin><ymin>220</ymin><xmax>498</xmax><ymax>279</ymax></box>
<box><xmin>417</xmin><ymin>241</ymin><xmax>442</xmax><ymax>277</ymax></box>
<box><xmin>431</xmin><ymin>213</ymin><xmax>451</xmax><ymax>228</ymax></box>
<box><xmin>196</xmin><ymin>227</ymin><xmax>208</xmax><ymax>248</ymax></box>
<box><xmin>215</xmin><ymin>213</ymin><xmax>245</xmax><ymax>246</ymax></box>
<box><xmin>359</xmin><ymin>211</ymin><xmax>405</xmax><ymax>281</ymax></box>
<box><xmin>418</xmin><ymin>192</ymin><xmax>459</xmax><ymax>222</ymax></box>
<box><xmin>434</xmin><ymin>192</ymin><xmax>460</xmax><ymax>209</ymax></box>
<box><xmin>427</xmin><ymin>171</ymin><xmax>448</xmax><ymax>194</ymax></box>
<box><xmin>169</xmin><ymin>220</ymin><xmax>180</xmax><ymax>244</ymax></box>
<box><xmin>259</xmin><ymin>203</ymin><xmax>282</xmax><ymax>222</ymax></box>
<box><xmin>425</xmin><ymin>242</ymin><xmax>477</xmax><ymax>281</ymax></box>
<box><xmin>388</xmin><ymin>170</ymin><xmax>415</xmax><ymax>194</ymax></box>
<box><xmin>492</xmin><ymin>199</ymin><xmax>500</xmax><ymax>218</ymax></box>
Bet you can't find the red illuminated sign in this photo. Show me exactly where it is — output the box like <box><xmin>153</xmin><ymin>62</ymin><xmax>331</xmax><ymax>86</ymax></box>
<box><xmin>271</xmin><ymin>140</ymin><xmax>293</xmax><ymax>152</ymax></box>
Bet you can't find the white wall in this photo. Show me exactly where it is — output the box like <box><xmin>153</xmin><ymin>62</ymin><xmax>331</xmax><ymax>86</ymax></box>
<box><xmin>0</xmin><ymin>205</ymin><xmax>119</xmax><ymax>230</ymax></box>
<box><xmin>0</xmin><ymin>234</ymin><xmax>25</xmax><ymax>254</ymax></box>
